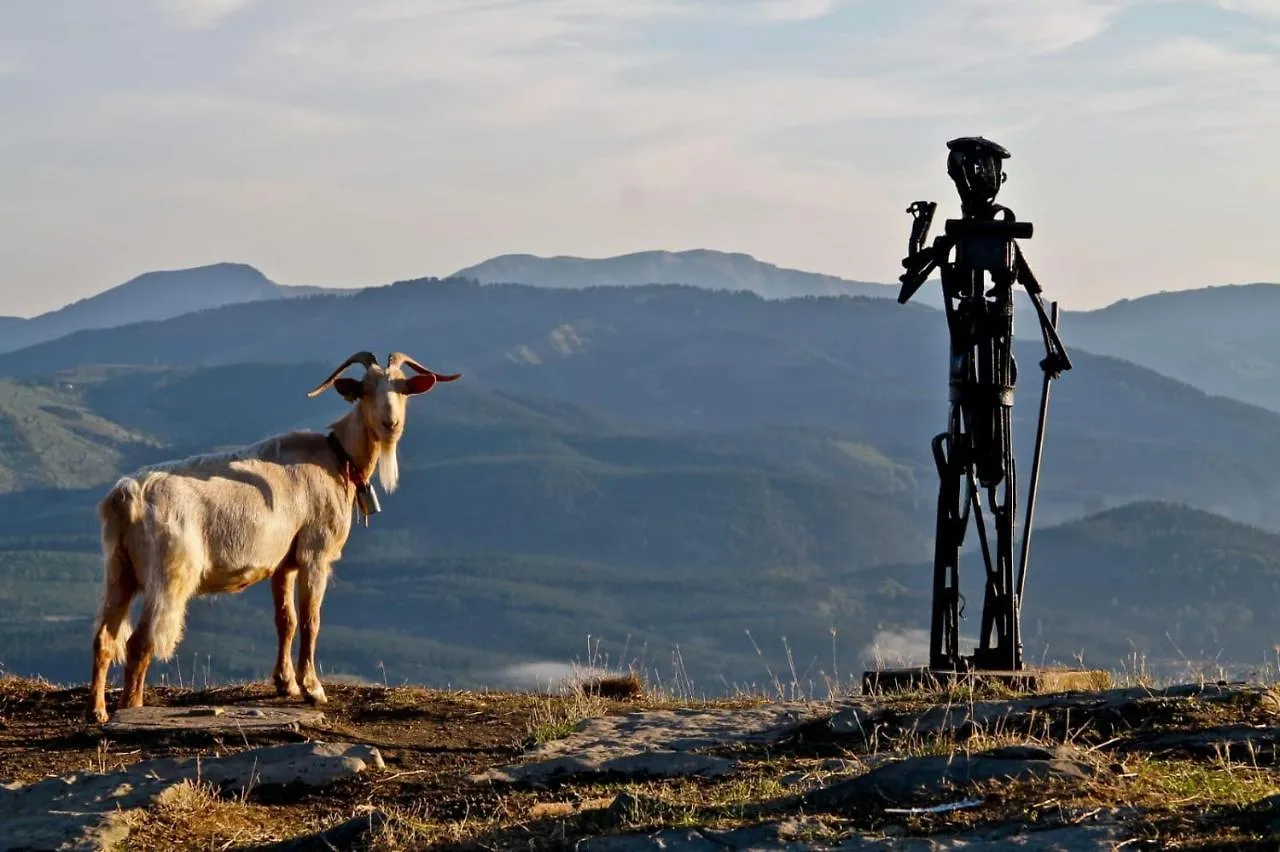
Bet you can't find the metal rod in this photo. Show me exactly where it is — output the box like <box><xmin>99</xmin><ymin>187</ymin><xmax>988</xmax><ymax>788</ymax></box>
<box><xmin>1015</xmin><ymin>301</ymin><xmax>1059</xmax><ymax>605</ymax></box>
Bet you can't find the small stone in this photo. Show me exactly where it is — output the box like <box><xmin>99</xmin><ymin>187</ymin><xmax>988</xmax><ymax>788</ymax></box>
<box><xmin>780</xmin><ymin>771</ymin><xmax>809</xmax><ymax>788</ymax></box>
<box><xmin>250</xmin><ymin>809</ymin><xmax>391</xmax><ymax>852</ymax></box>
<box><xmin>607</xmin><ymin>791</ymin><xmax>645</xmax><ymax>824</ymax></box>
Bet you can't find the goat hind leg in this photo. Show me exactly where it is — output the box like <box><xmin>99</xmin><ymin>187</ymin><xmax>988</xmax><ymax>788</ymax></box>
<box><xmin>295</xmin><ymin>563</ymin><xmax>331</xmax><ymax>706</ymax></box>
<box><xmin>271</xmin><ymin>568</ymin><xmax>301</xmax><ymax>697</ymax></box>
<box><xmin>121</xmin><ymin>581</ymin><xmax>194</xmax><ymax>710</ymax></box>
<box><xmin>120</xmin><ymin>609</ymin><xmax>155</xmax><ymax>710</ymax></box>
<box><xmin>87</xmin><ymin>551</ymin><xmax>137</xmax><ymax>724</ymax></box>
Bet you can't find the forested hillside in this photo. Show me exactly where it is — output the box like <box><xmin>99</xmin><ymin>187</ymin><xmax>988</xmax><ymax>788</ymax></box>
<box><xmin>3</xmin><ymin>278</ymin><xmax>1280</xmax><ymax>691</ymax></box>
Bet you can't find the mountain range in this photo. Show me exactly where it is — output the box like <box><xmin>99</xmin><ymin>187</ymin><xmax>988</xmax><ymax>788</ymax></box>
<box><xmin>0</xmin><ymin>262</ymin><xmax>356</xmax><ymax>355</ymax></box>
<box><xmin>9</xmin><ymin>251</ymin><xmax>1278</xmax><ymax>414</ymax></box>
<box><xmin>1063</xmin><ymin>282</ymin><xmax>1280</xmax><ymax>414</ymax></box>
<box><xmin>6</xmin><ymin>276</ymin><xmax>1280</xmax><ymax>522</ymax></box>
<box><xmin>1</xmin><ymin>251</ymin><xmax>1280</xmax><ymax>691</ymax></box>
<box><xmin>0</xmin><ymin>360</ymin><xmax>1276</xmax><ymax>689</ymax></box>
<box><xmin>451</xmin><ymin>249</ymin><xmax>898</xmax><ymax>300</ymax></box>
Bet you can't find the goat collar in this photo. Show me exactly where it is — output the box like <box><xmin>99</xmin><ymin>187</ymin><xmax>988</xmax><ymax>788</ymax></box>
<box><xmin>326</xmin><ymin>431</ymin><xmax>381</xmax><ymax>527</ymax></box>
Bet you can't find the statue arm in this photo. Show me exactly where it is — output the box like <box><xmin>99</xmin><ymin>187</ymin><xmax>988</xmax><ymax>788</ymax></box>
<box><xmin>898</xmin><ymin>236</ymin><xmax>954</xmax><ymax>304</ymax></box>
<box><xmin>898</xmin><ymin>201</ymin><xmax>953</xmax><ymax>304</ymax></box>
<box><xmin>1013</xmin><ymin>243</ymin><xmax>1072</xmax><ymax>378</ymax></box>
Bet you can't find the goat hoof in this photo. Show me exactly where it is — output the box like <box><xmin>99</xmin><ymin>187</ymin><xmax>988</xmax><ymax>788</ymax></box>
<box><xmin>303</xmin><ymin>687</ymin><xmax>327</xmax><ymax>706</ymax></box>
<box><xmin>87</xmin><ymin>707</ymin><xmax>109</xmax><ymax>725</ymax></box>
<box><xmin>275</xmin><ymin>679</ymin><xmax>301</xmax><ymax>698</ymax></box>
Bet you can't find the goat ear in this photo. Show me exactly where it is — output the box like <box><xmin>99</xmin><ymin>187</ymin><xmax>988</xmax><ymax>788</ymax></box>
<box><xmin>401</xmin><ymin>373</ymin><xmax>438</xmax><ymax>396</ymax></box>
<box><xmin>333</xmin><ymin>377</ymin><xmax>365</xmax><ymax>402</ymax></box>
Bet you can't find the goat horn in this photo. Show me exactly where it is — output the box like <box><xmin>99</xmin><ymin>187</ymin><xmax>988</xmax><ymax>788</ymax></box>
<box><xmin>387</xmin><ymin>352</ymin><xmax>462</xmax><ymax>382</ymax></box>
<box><xmin>306</xmin><ymin>351</ymin><xmax>378</xmax><ymax>397</ymax></box>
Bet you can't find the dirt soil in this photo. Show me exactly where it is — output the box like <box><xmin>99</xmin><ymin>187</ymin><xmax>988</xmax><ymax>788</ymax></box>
<box><xmin>5</xmin><ymin>676</ymin><xmax>1280</xmax><ymax>850</ymax></box>
<box><xmin>0</xmin><ymin>677</ymin><xmax>571</xmax><ymax>850</ymax></box>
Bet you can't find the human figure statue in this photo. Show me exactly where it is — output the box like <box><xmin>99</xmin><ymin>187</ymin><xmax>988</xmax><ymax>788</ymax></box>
<box><xmin>897</xmin><ymin>136</ymin><xmax>1072</xmax><ymax>672</ymax></box>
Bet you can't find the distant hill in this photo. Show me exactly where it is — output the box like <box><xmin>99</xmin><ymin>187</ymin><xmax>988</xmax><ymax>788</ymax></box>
<box><xmin>452</xmin><ymin>249</ymin><xmax>898</xmax><ymax>300</ymax></box>
<box><xmin>0</xmin><ymin>376</ymin><xmax>160</xmax><ymax>492</ymax></box>
<box><xmin>859</xmin><ymin>500</ymin><xmax>1280</xmax><ymax>678</ymax></box>
<box><xmin>1011</xmin><ymin>501</ymin><xmax>1280</xmax><ymax>673</ymax></box>
<box><xmin>1064</xmin><ymin>282</ymin><xmax>1280</xmax><ymax>413</ymax></box>
<box><xmin>0</xmin><ymin>367</ymin><xmax>934</xmax><ymax>687</ymax></box>
<box><xmin>2</xmin><ymin>280</ymin><xmax>1280</xmax><ymax>529</ymax></box>
<box><xmin>0</xmin><ymin>263</ymin><xmax>357</xmax><ymax>354</ymax></box>
<box><xmin>4</xmin><ymin>412</ymin><xmax>1279</xmax><ymax>688</ymax></box>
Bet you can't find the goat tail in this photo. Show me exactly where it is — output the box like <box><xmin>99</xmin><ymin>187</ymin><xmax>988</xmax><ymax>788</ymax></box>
<box><xmin>99</xmin><ymin>476</ymin><xmax>145</xmax><ymax>535</ymax></box>
<box><xmin>95</xmin><ymin>478</ymin><xmax>143</xmax><ymax>664</ymax></box>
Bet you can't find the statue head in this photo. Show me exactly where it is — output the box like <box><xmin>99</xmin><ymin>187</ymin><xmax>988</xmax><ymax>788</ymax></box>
<box><xmin>946</xmin><ymin>136</ymin><xmax>1010</xmax><ymax>215</ymax></box>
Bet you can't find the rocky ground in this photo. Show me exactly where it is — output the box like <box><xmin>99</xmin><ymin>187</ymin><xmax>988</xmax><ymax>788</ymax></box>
<box><xmin>5</xmin><ymin>674</ymin><xmax>1280</xmax><ymax>850</ymax></box>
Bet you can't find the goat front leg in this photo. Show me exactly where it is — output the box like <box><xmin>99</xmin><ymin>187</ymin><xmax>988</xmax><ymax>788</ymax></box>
<box><xmin>271</xmin><ymin>568</ymin><xmax>301</xmax><ymax>697</ymax></box>
<box><xmin>295</xmin><ymin>563</ymin><xmax>331</xmax><ymax>706</ymax></box>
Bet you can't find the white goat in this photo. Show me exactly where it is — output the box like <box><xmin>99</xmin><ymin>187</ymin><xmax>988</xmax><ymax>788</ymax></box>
<box><xmin>87</xmin><ymin>351</ymin><xmax>460</xmax><ymax>724</ymax></box>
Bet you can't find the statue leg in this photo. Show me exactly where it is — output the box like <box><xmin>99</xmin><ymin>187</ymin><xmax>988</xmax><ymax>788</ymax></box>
<box><xmin>929</xmin><ymin>423</ymin><xmax>967</xmax><ymax>671</ymax></box>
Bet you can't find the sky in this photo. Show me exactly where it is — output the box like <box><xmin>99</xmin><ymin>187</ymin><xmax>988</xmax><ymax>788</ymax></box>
<box><xmin>0</xmin><ymin>0</ymin><xmax>1277</xmax><ymax>316</ymax></box>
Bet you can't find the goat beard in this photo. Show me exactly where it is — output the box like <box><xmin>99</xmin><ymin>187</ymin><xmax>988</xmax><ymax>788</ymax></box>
<box><xmin>376</xmin><ymin>439</ymin><xmax>400</xmax><ymax>494</ymax></box>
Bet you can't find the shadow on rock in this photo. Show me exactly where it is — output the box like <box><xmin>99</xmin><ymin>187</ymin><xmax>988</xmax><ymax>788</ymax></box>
<box><xmin>802</xmin><ymin>745</ymin><xmax>1099</xmax><ymax>810</ymax></box>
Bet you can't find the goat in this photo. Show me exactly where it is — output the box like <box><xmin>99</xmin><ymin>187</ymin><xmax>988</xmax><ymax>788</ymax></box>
<box><xmin>87</xmin><ymin>351</ymin><xmax>460</xmax><ymax>724</ymax></box>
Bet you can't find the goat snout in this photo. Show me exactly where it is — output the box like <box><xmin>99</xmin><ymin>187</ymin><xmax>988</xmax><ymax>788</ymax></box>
<box><xmin>383</xmin><ymin>418</ymin><xmax>401</xmax><ymax>433</ymax></box>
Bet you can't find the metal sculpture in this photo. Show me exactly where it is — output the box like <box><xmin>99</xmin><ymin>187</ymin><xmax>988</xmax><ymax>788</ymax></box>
<box><xmin>897</xmin><ymin>137</ymin><xmax>1072</xmax><ymax>673</ymax></box>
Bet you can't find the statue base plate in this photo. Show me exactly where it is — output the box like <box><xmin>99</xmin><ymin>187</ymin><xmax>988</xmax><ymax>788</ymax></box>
<box><xmin>861</xmin><ymin>666</ymin><xmax>1111</xmax><ymax>696</ymax></box>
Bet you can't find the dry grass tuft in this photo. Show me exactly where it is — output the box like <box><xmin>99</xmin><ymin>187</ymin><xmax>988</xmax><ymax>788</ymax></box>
<box><xmin>0</xmin><ymin>672</ymin><xmax>56</xmax><ymax>697</ymax></box>
<box><xmin>580</xmin><ymin>671</ymin><xmax>646</xmax><ymax>702</ymax></box>
<box><xmin>526</xmin><ymin>688</ymin><xmax>609</xmax><ymax>745</ymax></box>
<box><xmin>134</xmin><ymin>778</ymin><xmax>297</xmax><ymax>849</ymax></box>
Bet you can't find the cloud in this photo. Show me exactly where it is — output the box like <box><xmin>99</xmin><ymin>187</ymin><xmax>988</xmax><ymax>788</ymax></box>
<box><xmin>0</xmin><ymin>0</ymin><xmax>1277</xmax><ymax>314</ymax></box>
<box><xmin>1213</xmin><ymin>0</ymin><xmax>1280</xmax><ymax>20</ymax></box>
<box><xmin>958</xmin><ymin>0</ymin><xmax>1133</xmax><ymax>53</ymax></box>
<box><xmin>488</xmin><ymin>661</ymin><xmax>612</xmax><ymax>693</ymax></box>
<box><xmin>155</xmin><ymin>0</ymin><xmax>255</xmax><ymax>29</ymax></box>
<box><xmin>0</xmin><ymin>51</ymin><xmax>23</xmax><ymax>78</ymax></box>
<box><xmin>860</xmin><ymin>628</ymin><xmax>930</xmax><ymax>668</ymax></box>
<box><xmin>738</xmin><ymin>0</ymin><xmax>851</xmax><ymax>23</ymax></box>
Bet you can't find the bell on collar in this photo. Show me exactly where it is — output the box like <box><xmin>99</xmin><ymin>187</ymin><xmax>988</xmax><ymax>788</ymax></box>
<box><xmin>355</xmin><ymin>482</ymin><xmax>382</xmax><ymax>523</ymax></box>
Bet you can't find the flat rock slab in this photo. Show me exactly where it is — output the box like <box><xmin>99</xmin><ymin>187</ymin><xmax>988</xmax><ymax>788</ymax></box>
<box><xmin>828</xmin><ymin>681</ymin><xmax>1277</xmax><ymax>742</ymax></box>
<box><xmin>476</xmin><ymin>681</ymin><xmax>1270</xmax><ymax>787</ymax></box>
<box><xmin>1118</xmin><ymin>723</ymin><xmax>1280</xmax><ymax>759</ymax></box>
<box><xmin>475</xmin><ymin>703</ymin><xmax>836</xmax><ymax>785</ymax></box>
<box><xmin>483</xmin><ymin>749</ymin><xmax>740</xmax><ymax>784</ymax></box>
<box><xmin>580</xmin><ymin>822</ymin><xmax>813</xmax><ymax>852</ymax></box>
<box><xmin>804</xmin><ymin>745</ymin><xmax>1097</xmax><ymax>807</ymax></box>
<box><xmin>104</xmin><ymin>704</ymin><xmax>326</xmax><ymax>734</ymax></box>
<box><xmin>579</xmin><ymin>821</ymin><xmax>1129</xmax><ymax>851</ymax></box>
<box><xmin>0</xmin><ymin>741</ymin><xmax>383</xmax><ymax>852</ymax></box>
